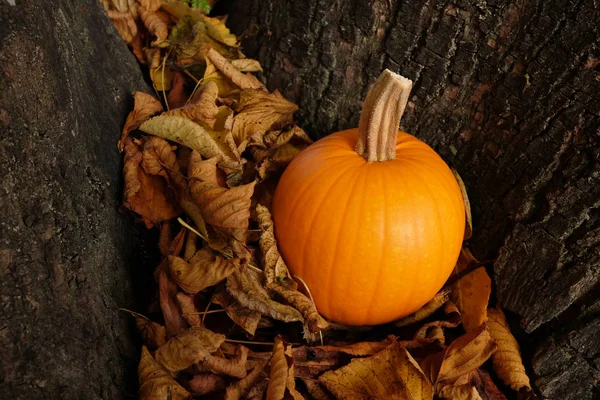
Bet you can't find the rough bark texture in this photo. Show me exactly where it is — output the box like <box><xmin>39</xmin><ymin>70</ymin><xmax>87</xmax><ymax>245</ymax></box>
<box><xmin>225</xmin><ymin>0</ymin><xmax>600</xmax><ymax>398</ymax></box>
<box><xmin>1</xmin><ymin>0</ymin><xmax>152</xmax><ymax>398</ymax></box>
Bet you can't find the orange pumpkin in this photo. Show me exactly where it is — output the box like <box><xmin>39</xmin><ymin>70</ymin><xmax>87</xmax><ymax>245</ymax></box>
<box><xmin>272</xmin><ymin>70</ymin><xmax>465</xmax><ymax>325</ymax></box>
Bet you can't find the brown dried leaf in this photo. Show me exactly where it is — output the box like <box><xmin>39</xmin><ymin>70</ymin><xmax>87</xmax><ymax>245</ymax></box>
<box><xmin>206</xmin><ymin>48</ymin><xmax>264</xmax><ymax>91</ymax></box>
<box><xmin>107</xmin><ymin>10</ymin><xmax>137</xmax><ymax>44</ymax></box>
<box><xmin>155</xmin><ymin>326</ymin><xmax>225</xmax><ymax>373</ymax></box>
<box><xmin>247</xmin><ymin>380</ymin><xmax>269</xmax><ymax>400</ymax></box>
<box><xmin>189</xmin><ymin>373</ymin><xmax>226</xmax><ymax>395</ymax></box>
<box><xmin>159</xmin><ymin>268</ymin><xmax>188</xmax><ymax>338</ymax></box>
<box><xmin>439</xmin><ymin>384</ymin><xmax>483</xmax><ymax>400</ymax></box>
<box><xmin>159</xmin><ymin>223</ymin><xmax>173</xmax><ymax>257</ymax></box>
<box><xmin>231</xmin><ymin>58</ymin><xmax>263</xmax><ymax>72</ymax></box>
<box><xmin>201</xmin><ymin>345</ymin><xmax>248</xmax><ymax>378</ymax></box>
<box><xmin>139</xmin><ymin>346</ymin><xmax>190</xmax><ymax>400</ymax></box>
<box><xmin>302</xmin><ymin>379</ymin><xmax>333</xmax><ymax>400</ymax></box>
<box><xmin>176</xmin><ymin>292</ymin><xmax>202</xmax><ymax>327</ymax></box>
<box><xmin>316</xmin><ymin>336</ymin><xmax>395</xmax><ymax>356</ymax></box>
<box><xmin>414</xmin><ymin>301</ymin><xmax>462</xmax><ymax>345</ymax></box>
<box><xmin>203</xmin><ymin>57</ymin><xmax>240</xmax><ymax>98</ymax></box>
<box><xmin>150</xmin><ymin>64</ymin><xmax>173</xmax><ymax>91</ymax></box>
<box><xmin>232</xmin><ymin>89</ymin><xmax>298</xmax><ymax>145</ymax></box>
<box><xmin>138</xmin><ymin>0</ymin><xmax>161</xmax><ymax>12</ymax></box>
<box><xmin>488</xmin><ymin>306</ymin><xmax>531</xmax><ymax>391</ymax></box>
<box><xmin>450</xmin><ymin>248</ymin><xmax>491</xmax><ymax>332</ymax></box>
<box><xmin>267</xmin><ymin>336</ymin><xmax>304</xmax><ymax>400</ymax></box>
<box><xmin>119</xmin><ymin>92</ymin><xmax>163</xmax><ymax>151</ymax></box>
<box><xmin>140</xmin><ymin>115</ymin><xmax>242</xmax><ymax>170</ymax></box>
<box><xmin>166</xmin><ymin>81</ymin><xmax>220</xmax><ymax>128</ymax></box>
<box><xmin>188</xmin><ymin>152</ymin><xmax>256</xmax><ymax>232</ymax></box>
<box><xmin>123</xmin><ymin>139</ymin><xmax>181</xmax><ymax>228</ymax></box>
<box><xmin>168</xmin><ymin>252</ymin><xmax>241</xmax><ymax>294</ymax></box>
<box><xmin>395</xmin><ymin>289</ymin><xmax>451</xmax><ymax>327</ymax></box>
<box><xmin>136</xmin><ymin>317</ymin><xmax>167</xmax><ymax>349</ymax></box>
<box><xmin>183</xmin><ymin>230</ymin><xmax>197</xmax><ymax>261</ymax></box>
<box><xmin>141</xmin><ymin>136</ymin><xmax>187</xmax><ymax>190</ymax></box>
<box><xmin>211</xmin><ymin>290</ymin><xmax>261</xmax><ymax>336</ymax></box>
<box><xmin>224</xmin><ymin>361</ymin><xmax>269</xmax><ymax>400</ymax></box>
<box><xmin>249</xmin><ymin>126</ymin><xmax>312</xmax><ymax>164</ymax></box>
<box><xmin>452</xmin><ymin>169</ymin><xmax>472</xmax><ymax>240</ymax></box>
<box><xmin>167</xmin><ymin>72</ymin><xmax>188</xmax><ymax>110</ymax></box>
<box><xmin>470</xmin><ymin>369</ymin><xmax>508</xmax><ymax>400</ymax></box>
<box><xmin>226</xmin><ymin>268</ymin><xmax>303</xmax><ymax>324</ymax></box>
<box><xmin>140</xmin><ymin>6</ymin><xmax>168</xmax><ymax>45</ymax></box>
<box><xmin>319</xmin><ymin>341</ymin><xmax>433</xmax><ymax>400</ymax></box>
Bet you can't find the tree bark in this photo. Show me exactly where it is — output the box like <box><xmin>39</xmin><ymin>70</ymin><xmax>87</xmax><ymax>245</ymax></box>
<box><xmin>225</xmin><ymin>0</ymin><xmax>600</xmax><ymax>398</ymax></box>
<box><xmin>1</xmin><ymin>1</ymin><xmax>152</xmax><ymax>398</ymax></box>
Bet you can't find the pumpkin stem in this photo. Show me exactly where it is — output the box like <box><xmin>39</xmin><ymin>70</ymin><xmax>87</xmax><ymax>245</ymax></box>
<box><xmin>355</xmin><ymin>69</ymin><xmax>413</xmax><ymax>162</ymax></box>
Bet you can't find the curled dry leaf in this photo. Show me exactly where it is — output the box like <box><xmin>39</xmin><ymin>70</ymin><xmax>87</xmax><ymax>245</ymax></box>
<box><xmin>487</xmin><ymin>306</ymin><xmax>531</xmax><ymax>391</ymax></box>
<box><xmin>316</xmin><ymin>336</ymin><xmax>396</xmax><ymax>356</ymax></box>
<box><xmin>139</xmin><ymin>346</ymin><xmax>191</xmax><ymax>400</ymax></box>
<box><xmin>168</xmin><ymin>252</ymin><xmax>241</xmax><ymax>294</ymax></box>
<box><xmin>232</xmin><ymin>89</ymin><xmax>298</xmax><ymax>145</ymax></box>
<box><xmin>155</xmin><ymin>326</ymin><xmax>225</xmax><ymax>373</ymax></box>
<box><xmin>226</xmin><ymin>268</ymin><xmax>303</xmax><ymax>324</ymax></box>
<box><xmin>250</xmin><ymin>125</ymin><xmax>312</xmax><ymax>164</ymax></box>
<box><xmin>188</xmin><ymin>152</ymin><xmax>256</xmax><ymax>233</ymax></box>
<box><xmin>140</xmin><ymin>6</ymin><xmax>168</xmax><ymax>46</ymax></box>
<box><xmin>267</xmin><ymin>336</ymin><xmax>304</xmax><ymax>400</ymax></box>
<box><xmin>158</xmin><ymin>268</ymin><xmax>188</xmax><ymax>338</ymax></box>
<box><xmin>414</xmin><ymin>301</ymin><xmax>462</xmax><ymax>345</ymax></box>
<box><xmin>302</xmin><ymin>379</ymin><xmax>332</xmax><ymax>400</ymax></box>
<box><xmin>469</xmin><ymin>369</ymin><xmax>508</xmax><ymax>400</ymax></box>
<box><xmin>175</xmin><ymin>292</ymin><xmax>202</xmax><ymax>327</ymax></box>
<box><xmin>451</xmin><ymin>248</ymin><xmax>491</xmax><ymax>332</ymax></box>
<box><xmin>189</xmin><ymin>373</ymin><xmax>226</xmax><ymax>395</ymax></box>
<box><xmin>231</xmin><ymin>58</ymin><xmax>263</xmax><ymax>72</ymax></box>
<box><xmin>439</xmin><ymin>384</ymin><xmax>483</xmax><ymax>400</ymax></box>
<box><xmin>452</xmin><ymin>169</ymin><xmax>472</xmax><ymax>240</ymax></box>
<box><xmin>319</xmin><ymin>341</ymin><xmax>433</xmax><ymax>400</ymax></box>
<box><xmin>136</xmin><ymin>317</ymin><xmax>167</xmax><ymax>349</ymax></box>
<box><xmin>123</xmin><ymin>139</ymin><xmax>182</xmax><ymax>228</ymax></box>
<box><xmin>141</xmin><ymin>136</ymin><xmax>186</xmax><ymax>190</ymax></box>
<box><xmin>119</xmin><ymin>92</ymin><xmax>163</xmax><ymax>151</ymax></box>
<box><xmin>247</xmin><ymin>380</ymin><xmax>270</xmax><ymax>400</ymax></box>
<box><xmin>167</xmin><ymin>71</ymin><xmax>188</xmax><ymax>109</ymax></box>
<box><xmin>166</xmin><ymin>81</ymin><xmax>220</xmax><ymax>128</ymax></box>
<box><xmin>206</xmin><ymin>48</ymin><xmax>264</xmax><ymax>91</ymax></box>
<box><xmin>211</xmin><ymin>290</ymin><xmax>261</xmax><ymax>336</ymax></box>
<box><xmin>138</xmin><ymin>0</ymin><xmax>161</xmax><ymax>12</ymax></box>
<box><xmin>140</xmin><ymin>115</ymin><xmax>241</xmax><ymax>170</ymax></box>
<box><xmin>422</xmin><ymin>324</ymin><xmax>497</xmax><ymax>386</ymax></box>
<box><xmin>107</xmin><ymin>9</ymin><xmax>138</xmax><ymax>44</ymax></box>
<box><xmin>224</xmin><ymin>361</ymin><xmax>269</xmax><ymax>400</ymax></box>
<box><xmin>395</xmin><ymin>288</ymin><xmax>451</xmax><ymax>327</ymax></box>
<box><xmin>159</xmin><ymin>222</ymin><xmax>173</xmax><ymax>257</ymax></box>
<box><xmin>201</xmin><ymin>345</ymin><xmax>248</xmax><ymax>378</ymax></box>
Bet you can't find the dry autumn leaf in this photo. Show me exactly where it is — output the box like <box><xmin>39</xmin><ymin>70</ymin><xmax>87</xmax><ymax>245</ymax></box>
<box><xmin>175</xmin><ymin>292</ymin><xmax>202</xmax><ymax>327</ymax></box>
<box><xmin>224</xmin><ymin>361</ymin><xmax>269</xmax><ymax>400</ymax></box>
<box><xmin>119</xmin><ymin>92</ymin><xmax>163</xmax><ymax>151</ymax></box>
<box><xmin>140</xmin><ymin>115</ymin><xmax>242</xmax><ymax>170</ymax></box>
<box><xmin>395</xmin><ymin>288</ymin><xmax>451</xmax><ymax>327</ymax></box>
<box><xmin>123</xmin><ymin>139</ymin><xmax>182</xmax><ymax>228</ymax></box>
<box><xmin>211</xmin><ymin>290</ymin><xmax>262</xmax><ymax>336</ymax></box>
<box><xmin>168</xmin><ymin>251</ymin><xmax>241</xmax><ymax>294</ymax></box>
<box><xmin>451</xmin><ymin>248</ymin><xmax>491</xmax><ymax>332</ymax></box>
<box><xmin>452</xmin><ymin>169</ymin><xmax>473</xmax><ymax>240</ymax></box>
<box><xmin>267</xmin><ymin>336</ymin><xmax>304</xmax><ymax>400</ymax></box>
<box><xmin>487</xmin><ymin>306</ymin><xmax>532</xmax><ymax>392</ymax></box>
<box><xmin>167</xmin><ymin>71</ymin><xmax>188</xmax><ymax>109</ymax></box>
<box><xmin>206</xmin><ymin>48</ymin><xmax>264</xmax><ymax>91</ymax></box>
<box><xmin>319</xmin><ymin>341</ymin><xmax>433</xmax><ymax>400</ymax></box>
<box><xmin>232</xmin><ymin>89</ymin><xmax>298</xmax><ymax>145</ymax></box>
<box><xmin>189</xmin><ymin>373</ymin><xmax>227</xmax><ymax>395</ymax></box>
<box><xmin>139</xmin><ymin>6</ymin><xmax>168</xmax><ymax>46</ymax></box>
<box><xmin>139</xmin><ymin>346</ymin><xmax>191</xmax><ymax>400</ymax></box>
<box><xmin>158</xmin><ymin>268</ymin><xmax>188</xmax><ymax>338</ymax></box>
<box><xmin>203</xmin><ymin>16</ymin><xmax>238</xmax><ymax>46</ymax></box>
<box><xmin>200</xmin><ymin>345</ymin><xmax>248</xmax><ymax>378</ymax></box>
<box><xmin>155</xmin><ymin>325</ymin><xmax>225</xmax><ymax>373</ymax></box>
<box><xmin>226</xmin><ymin>268</ymin><xmax>304</xmax><ymax>324</ymax></box>
<box><xmin>438</xmin><ymin>384</ymin><xmax>483</xmax><ymax>400</ymax></box>
<box><xmin>231</xmin><ymin>58</ymin><xmax>263</xmax><ymax>72</ymax></box>
<box><xmin>137</xmin><ymin>316</ymin><xmax>167</xmax><ymax>349</ymax></box>
<box><xmin>165</xmin><ymin>81</ymin><xmax>220</xmax><ymax>128</ymax></box>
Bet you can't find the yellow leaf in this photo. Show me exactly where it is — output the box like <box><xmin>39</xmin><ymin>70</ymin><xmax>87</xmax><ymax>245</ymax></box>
<box><xmin>140</xmin><ymin>115</ymin><xmax>242</xmax><ymax>170</ymax></box>
<box><xmin>168</xmin><ymin>252</ymin><xmax>241</xmax><ymax>294</ymax></box>
<box><xmin>438</xmin><ymin>384</ymin><xmax>483</xmax><ymax>400</ymax></box>
<box><xmin>138</xmin><ymin>346</ymin><xmax>190</xmax><ymax>400</ymax></box>
<box><xmin>488</xmin><ymin>306</ymin><xmax>531</xmax><ymax>391</ymax></box>
<box><xmin>206</xmin><ymin>48</ymin><xmax>264</xmax><ymax>91</ymax></box>
<box><xmin>211</xmin><ymin>290</ymin><xmax>261</xmax><ymax>336</ymax></box>
<box><xmin>450</xmin><ymin>248</ymin><xmax>491</xmax><ymax>332</ymax></box>
<box><xmin>452</xmin><ymin>169</ymin><xmax>472</xmax><ymax>240</ymax></box>
<box><xmin>224</xmin><ymin>361</ymin><xmax>269</xmax><ymax>400</ymax></box>
<box><xmin>395</xmin><ymin>289</ymin><xmax>450</xmax><ymax>327</ymax></box>
<box><xmin>175</xmin><ymin>292</ymin><xmax>202</xmax><ymax>327</ymax></box>
<box><xmin>166</xmin><ymin>81</ymin><xmax>220</xmax><ymax>128</ymax></box>
<box><xmin>161</xmin><ymin>1</ymin><xmax>203</xmax><ymax>23</ymax></box>
<box><xmin>150</xmin><ymin>64</ymin><xmax>173</xmax><ymax>91</ymax></box>
<box><xmin>188</xmin><ymin>152</ymin><xmax>255</xmax><ymax>233</ymax></box>
<box><xmin>119</xmin><ymin>92</ymin><xmax>163</xmax><ymax>152</ymax></box>
<box><xmin>200</xmin><ymin>345</ymin><xmax>248</xmax><ymax>378</ymax></box>
<box><xmin>203</xmin><ymin>16</ymin><xmax>238</xmax><ymax>46</ymax></box>
<box><xmin>155</xmin><ymin>326</ymin><xmax>225</xmax><ymax>373</ymax></box>
<box><xmin>226</xmin><ymin>268</ymin><xmax>303</xmax><ymax>323</ymax></box>
<box><xmin>232</xmin><ymin>89</ymin><xmax>298</xmax><ymax>145</ymax></box>
<box><xmin>203</xmin><ymin>56</ymin><xmax>240</xmax><ymax>97</ymax></box>
<box><xmin>140</xmin><ymin>6</ymin><xmax>168</xmax><ymax>45</ymax></box>
<box><xmin>231</xmin><ymin>58</ymin><xmax>263</xmax><ymax>72</ymax></box>
<box><xmin>319</xmin><ymin>341</ymin><xmax>434</xmax><ymax>400</ymax></box>
<box><xmin>136</xmin><ymin>317</ymin><xmax>167</xmax><ymax>349</ymax></box>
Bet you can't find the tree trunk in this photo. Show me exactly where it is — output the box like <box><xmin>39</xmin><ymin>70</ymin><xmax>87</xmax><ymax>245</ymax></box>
<box><xmin>225</xmin><ymin>0</ymin><xmax>600</xmax><ymax>398</ymax></box>
<box><xmin>1</xmin><ymin>1</ymin><xmax>152</xmax><ymax>398</ymax></box>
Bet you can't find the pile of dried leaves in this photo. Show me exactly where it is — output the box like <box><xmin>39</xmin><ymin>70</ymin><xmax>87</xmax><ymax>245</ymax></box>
<box><xmin>104</xmin><ymin>1</ymin><xmax>539</xmax><ymax>399</ymax></box>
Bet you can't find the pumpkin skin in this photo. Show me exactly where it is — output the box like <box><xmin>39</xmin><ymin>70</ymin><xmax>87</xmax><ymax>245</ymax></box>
<box><xmin>272</xmin><ymin>129</ymin><xmax>465</xmax><ymax>325</ymax></box>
